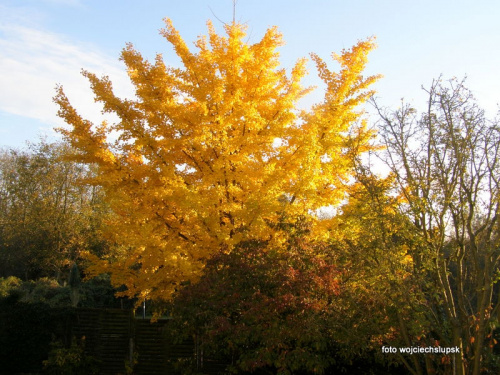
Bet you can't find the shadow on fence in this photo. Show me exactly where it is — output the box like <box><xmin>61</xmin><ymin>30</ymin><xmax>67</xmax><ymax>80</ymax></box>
<box><xmin>0</xmin><ymin>304</ymin><xmax>227</xmax><ymax>375</ymax></box>
<box><xmin>72</xmin><ymin>308</ymin><xmax>228</xmax><ymax>375</ymax></box>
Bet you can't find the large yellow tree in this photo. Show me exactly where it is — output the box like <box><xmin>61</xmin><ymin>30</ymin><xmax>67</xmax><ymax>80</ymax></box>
<box><xmin>54</xmin><ymin>19</ymin><xmax>379</xmax><ymax>301</ymax></box>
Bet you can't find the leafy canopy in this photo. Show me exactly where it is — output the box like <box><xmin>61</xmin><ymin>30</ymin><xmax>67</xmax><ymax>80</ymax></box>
<box><xmin>54</xmin><ymin>19</ymin><xmax>379</xmax><ymax>301</ymax></box>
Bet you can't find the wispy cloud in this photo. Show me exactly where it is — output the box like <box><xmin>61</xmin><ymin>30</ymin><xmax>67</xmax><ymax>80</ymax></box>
<box><xmin>0</xmin><ymin>6</ymin><xmax>133</xmax><ymax>135</ymax></box>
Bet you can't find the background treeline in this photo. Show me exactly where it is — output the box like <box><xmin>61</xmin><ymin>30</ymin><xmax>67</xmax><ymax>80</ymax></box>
<box><xmin>1</xmin><ymin>78</ymin><xmax>500</xmax><ymax>374</ymax></box>
<box><xmin>0</xmin><ymin>141</ymin><xmax>108</xmax><ymax>281</ymax></box>
<box><xmin>0</xmin><ymin>141</ymin><xmax>134</xmax><ymax>308</ymax></box>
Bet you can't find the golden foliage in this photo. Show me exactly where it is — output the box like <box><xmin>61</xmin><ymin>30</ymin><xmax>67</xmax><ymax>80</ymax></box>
<box><xmin>54</xmin><ymin>19</ymin><xmax>379</xmax><ymax>301</ymax></box>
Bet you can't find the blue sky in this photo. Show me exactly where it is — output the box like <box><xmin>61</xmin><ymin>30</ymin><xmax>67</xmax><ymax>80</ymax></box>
<box><xmin>1</xmin><ymin>0</ymin><xmax>499</xmax><ymax>149</ymax></box>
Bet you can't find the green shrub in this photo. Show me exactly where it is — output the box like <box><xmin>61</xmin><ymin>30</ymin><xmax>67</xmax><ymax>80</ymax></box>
<box><xmin>42</xmin><ymin>336</ymin><xmax>100</xmax><ymax>375</ymax></box>
<box><xmin>0</xmin><ymin>276</ymin><xmax>22</xmax><ymax>298</ymax></box>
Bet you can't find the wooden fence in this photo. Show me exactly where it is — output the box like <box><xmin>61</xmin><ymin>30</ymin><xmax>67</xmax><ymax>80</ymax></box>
<box><xmin>71</xmin><ymin>308</ymin><xmax>228</xmax><ymax>375</ymax></box>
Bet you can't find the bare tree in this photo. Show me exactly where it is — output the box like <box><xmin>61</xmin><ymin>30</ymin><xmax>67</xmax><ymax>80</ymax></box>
<box><xmin>374</xmin><ymin>77</ymin><xmax>500</xmax><ymax>375</ymax></box>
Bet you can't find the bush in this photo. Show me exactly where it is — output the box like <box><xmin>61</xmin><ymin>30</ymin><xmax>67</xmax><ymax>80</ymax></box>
<box><xmin>0</xmin><ymin>276</ymin><xmax>22</xmax><ymax>298</ymax></box>
<box><xmin>167</xmin><ymin>237</ymin><xmax>344</xmax><ymax>374</ymax></box>
<box><xmin>43</xmin><ymin>337</ymin><xmax>100</xmax><ymax>375</ymax></box>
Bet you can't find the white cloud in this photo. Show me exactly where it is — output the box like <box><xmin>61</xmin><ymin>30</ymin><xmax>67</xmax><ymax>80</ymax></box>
<box><xmin>0</xmin><ymin>15</ymin><xmax>134</xmax><ymax>135</ymax></box>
